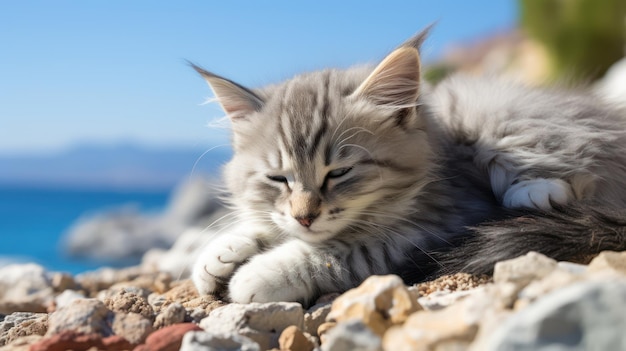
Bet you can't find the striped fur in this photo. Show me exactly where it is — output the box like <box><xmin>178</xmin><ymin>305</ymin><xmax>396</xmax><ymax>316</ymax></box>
<box><xmin>191</xmin><ymin>31</ymin><xmax>626</xmax><ymax>305</ymax></box>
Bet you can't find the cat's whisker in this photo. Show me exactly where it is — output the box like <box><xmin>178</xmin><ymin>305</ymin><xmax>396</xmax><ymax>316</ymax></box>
<box><xmin>355</xmin><ymin>209</ymin><xmax>454</xmax><ymax>246</ymax></box>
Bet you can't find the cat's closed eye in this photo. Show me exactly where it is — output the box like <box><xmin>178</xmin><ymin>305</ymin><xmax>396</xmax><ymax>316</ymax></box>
<box><xmin>326</xmin><ymin>167</ymin><xmax>352</xmax><ymax>179</ymax></box>
<box><xmin>266</xmin><ymin>175</ymin><xmax>288</xmax><ymax>183</ymax></box>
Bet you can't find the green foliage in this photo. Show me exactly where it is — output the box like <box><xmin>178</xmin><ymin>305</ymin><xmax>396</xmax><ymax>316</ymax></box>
<box><xmin>520</xmin><ymin>0</ymin><xmax>626</xmax><ymax>82</ymax></box>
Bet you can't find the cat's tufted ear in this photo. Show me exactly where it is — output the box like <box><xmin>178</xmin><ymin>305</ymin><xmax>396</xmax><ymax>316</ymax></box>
<box><xmin>397</xmin><ymin>24</ymin><xmax>434</xmax><ymax>51</ymax></box>
<box><xmin>353</xmin><ymin>47</ymin><xmax>421</xmax><ymax>109</ymax></box>
<box><xmin>191</xmin><ymin>63</ymin><xmax>264</xmax><ymax>119</ymax></box>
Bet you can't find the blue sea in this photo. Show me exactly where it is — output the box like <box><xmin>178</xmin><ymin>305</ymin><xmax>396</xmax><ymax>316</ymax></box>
<box><xmin>0</xmin><ymin>185</ymin><xmax>170</xmax><ymax>274</ymax></box>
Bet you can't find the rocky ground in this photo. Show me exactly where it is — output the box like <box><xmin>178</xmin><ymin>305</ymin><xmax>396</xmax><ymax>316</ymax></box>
<box><xmin>2</xmin><ymin>250</ymin><xmax>626</xmax><ymax>350</ymax></box>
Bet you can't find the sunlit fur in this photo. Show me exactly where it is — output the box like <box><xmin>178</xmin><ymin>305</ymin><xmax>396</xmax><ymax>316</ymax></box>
<box><xmin>191</xmin><ymin>31</ymin><xmax>626</xmax><ymax>306</ymax></box>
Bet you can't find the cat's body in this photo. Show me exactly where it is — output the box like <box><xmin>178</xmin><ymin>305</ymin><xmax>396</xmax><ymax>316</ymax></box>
<box><xmin>191</xmin><ymin>32</ymin><xmax>626</xmax><ymax>305</ymax></box>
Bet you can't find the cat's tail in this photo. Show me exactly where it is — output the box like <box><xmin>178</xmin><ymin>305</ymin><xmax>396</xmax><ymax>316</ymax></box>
<box><xmin>441</xmin><ymin>202</ymin><xmax>626</xmax><ymax>275</ymax></box>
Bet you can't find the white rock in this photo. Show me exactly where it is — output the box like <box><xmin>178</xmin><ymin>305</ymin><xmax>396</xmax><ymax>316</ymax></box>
<box><xmin>180</xmin><ymin>331</ymin><xmax>260</xmax><ymax>351</ymax></box>
<box><xmin>321</xmin><ymin>321</ymin><xmax>382</xmax><ymax>351</ymax></box>
<box><xmin>46</xmin><ymin>298</ymin><xmax>114</xmax><ymax>336</ymax></box>
<box><xmin>417</xmin><ymin>287</ymin><xmax>486</xmax><ymax>311</ymax></box>
<box><xmin>486</xmin><ymin>278</ymin><xmax>626</xmax><ymax>351</ymax></box>
<box><xmin>0</xmin><ymin>264</ymin><xmax>53</xmax><ymax>313</ymax></box>
<box><xmin>493</xmin><ymin>252</ymin><xmax>557</xmax><ymax>289</ymax></box>
<box><xmin>199</xmin><ymin>302</ymin><xmax>304</xmax><ymax>350</ymax></box>
<box><xmin>54</xmin><ymin>290</ymin><xmax>86</xmax><ymax>309</ymax></box>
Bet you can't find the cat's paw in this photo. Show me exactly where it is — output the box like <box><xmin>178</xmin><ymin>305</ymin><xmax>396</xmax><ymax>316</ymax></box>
<box><xmin>228</xmin><ymin>243</ymin><xmax>312</xmax><ymax>303</ymax></box>
<box><xmin>192</xmin><ymin>235</ymin><xmax>260</xmax><ymax>296</ymax></box>
<box><xmin>502</xmin><ymin>178</ymin><xmax>574</xmax><ymax>211</ymax></box>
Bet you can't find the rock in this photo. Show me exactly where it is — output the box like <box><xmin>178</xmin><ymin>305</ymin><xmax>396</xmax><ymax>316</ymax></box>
<box><xmin>76</xmin><ymin>266</ymin><xmax>146</xmax><ymax>296</ymax></box>
<box><xmin>383</xmin><ymin>287</ymin><xmax>492</xmax><ymax>351</ymax></box>
<box><xmin>135</xmin><ymin>323</ymin><xmax>202</xmax><ymax>351</ymax></box>
<box><xmin>162</xmin><ymin>279</ymin><xmax>200</xmax><ymax>304</ymax></box>
<box><xmin>0</xmin><ymin>312</ymin><xmax>48</xmax><ymax>346</ymax></box>
<box><xmin>326</xmin><ymin>275</ymin><xmax>420</xmax><ymax>336</ymax></box>
<box><xmin>0</xmin><ymin>335</ymin><xmax>43</xmax><ymax>351</ymax></box>
<box><xmin>304</xmin><ymin>302</ymin><xmax>331</xmax><ymax>336</ymax></box>
<box><xmin>103</xmin><ymin>289</ymin><xmax>154</xmax><ymax>320</ymax></box>
<box><xmin>278</xmin><ymin>325</ymin><xmax>314</xmax><ymax>351</ymax></box>
<box><xmin>64</xmin><ymin>177</ymin><xmax>224</xmax><ymax>265</ymax></box>
<box><xmin>180</xmin><ymin>331</ymin><xmax>261</xmax><ymax>351</ymax></box>
<box><xmin>46</xmin><ymin>298</ymin><xmax>114</xmax><ymax>336</ymax></box>
<box><xmin>30</xmin><ymin>331</ymin><xmax>133</xmax><ymax>351</ymax></box>
<box><xmin>0</xmin><ymin>264</ymin><xmax>53</xmax><ymax>314</ymax></box>
<box><xmin>587</xmin><ymin>250</ymin><xmax>626</xmax><ymax>275</ymax></box>
<box><xmin>491</xmin><ymin>252</ymin><xmax>562</xmax><ymax>309</ymax></box>
<box><xmin>54</xmin><ymin>290</ymin><xmax>86</xmax><ymax>310</ymax></box>
<box><xmin>112</xmin><ymin>312</ymin><xmax>153</xmax><ymax>344</ymax></box>
<box><xmin>50</xmin><ymin>273</ymin><xmax>78</xmax><ymax>293</ymax></box>
<box><xmin>493</xmin><ymin>252</ymin><xmax>557</xmax><ymax>289</ymax></box>
<box><xmin>321</xmin><ymin>320</ymin><xmax>382</xmax><ymax>351</ymax></box>
<box><xmin>417</xmin><ymin>287</ymin><xmax>485</xmax><ymax>311</ymax></box>
<box><xmin>199</xmin><ymin>302</ymin><xmax>304</xmax><ymax>350</ymax></box>
<box><xmin>317</xmin><ymin>322</ymin><xmax>336</xmax><ymax>345</ymax></box>
<box><xmin>108</xmin><ymin>271</ymin><xmax>172</xmax><ymax>295</ymax></box>
<box><xmin>485</xmin><ymin>279</ymin><xmax>626</xmax><ymax>351</ymax></box>
<box><xmin>154</xmin><ymin>302</ymin><xmax>186</xmax><ymax>329</ymax></box>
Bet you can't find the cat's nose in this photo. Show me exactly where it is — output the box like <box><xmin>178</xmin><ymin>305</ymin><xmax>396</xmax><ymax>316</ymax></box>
<box><xmin>295</xmin><ymin>214</ymin><xmax>318</xmax><ymax>228</ymax></box>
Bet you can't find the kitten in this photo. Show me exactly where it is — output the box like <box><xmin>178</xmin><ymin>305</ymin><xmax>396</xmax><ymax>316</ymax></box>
<box><xmin>191</xmin><ymin>29</ymin><xmax>626</xmax><ymax>305</ymax></box>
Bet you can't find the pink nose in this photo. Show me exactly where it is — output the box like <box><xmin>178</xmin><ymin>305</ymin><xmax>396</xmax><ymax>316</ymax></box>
<box><xmin>295</xmin><ymin>214</ymin><xmax>318</xmax><ymax>227</ymax></box>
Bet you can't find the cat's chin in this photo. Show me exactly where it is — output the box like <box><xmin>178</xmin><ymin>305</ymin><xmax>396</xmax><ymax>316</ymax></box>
<box><xmin>294</xmin><ymin>229</ymin><xmax>338</xmax><ymax>243</ymax></box>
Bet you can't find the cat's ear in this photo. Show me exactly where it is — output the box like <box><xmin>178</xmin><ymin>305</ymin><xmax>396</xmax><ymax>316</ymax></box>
<box><xmin>190</xmin><ymin>63</ymin><xmax>264</xmax><ymax>119</ymax></box>
<box><xmin>353</xmin><ymin>47</ymin><xmax>421</xmax><ymax>108</ymax></box>
<box><xmin>397</xmin><ymin>24</ymin><xmax>434</xmax><ymax>51</ymax></box>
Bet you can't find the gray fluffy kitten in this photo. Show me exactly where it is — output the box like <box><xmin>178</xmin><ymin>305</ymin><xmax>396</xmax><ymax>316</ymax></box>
<box><xmin>191</xmin><ymin>30</ymin><xmax>626</xmax><ymax>305</ymax></box>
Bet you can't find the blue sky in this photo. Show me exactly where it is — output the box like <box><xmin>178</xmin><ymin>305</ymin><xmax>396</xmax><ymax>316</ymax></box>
<box><xmin>0</xmin><ymin>1</ymin><xmax>517</xmax><ymax>155</ymax></box>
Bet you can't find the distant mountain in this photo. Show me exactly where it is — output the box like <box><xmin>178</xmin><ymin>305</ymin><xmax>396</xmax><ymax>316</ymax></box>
<box><xmin>0</xmin><ymin>143</ymin><xmax>232</xmax><ymax>190</ymax></box>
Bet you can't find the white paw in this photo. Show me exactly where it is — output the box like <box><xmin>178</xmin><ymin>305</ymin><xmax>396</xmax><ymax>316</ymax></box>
<box><xmin>503</xmin><ymin>178</ymin><xmax>574</xmax><ymax>211</ymax></box>
<box><xmin>228</xmin><ymin>243</ymin><xmax>312</xmax><ymax>304</ymax></box>
<box><xmin>192</xmin><ymin>235</ymin><xmax>260</xmax><ymax>295</ymax></box>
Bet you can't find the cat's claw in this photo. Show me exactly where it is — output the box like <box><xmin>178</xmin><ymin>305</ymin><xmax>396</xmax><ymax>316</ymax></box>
<box><xmin>503</xmin><ymin>178</ymin><xmax>574</xmax><ymax>211</ymax></box>
<box><xmin>192</xmin><ymin>235</ymin><xmax>260</xmax><ymax>295</ymax></box>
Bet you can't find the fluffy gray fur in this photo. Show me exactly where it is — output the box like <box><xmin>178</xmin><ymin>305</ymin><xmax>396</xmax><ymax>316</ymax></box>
<box><xmin>191</xmin><ymin>30</ymin><xmax>626</xmax><ymax>305</ymax></box>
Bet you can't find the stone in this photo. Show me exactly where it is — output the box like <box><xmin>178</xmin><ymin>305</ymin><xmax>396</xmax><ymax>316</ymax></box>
<box><xmin>54</xmin><ymin>290</ymin><xmax>86</xmax><ymax>310</ymax></box>
<box><xmin>0</xmin><ymin>335</ymin><xmax>43</xmax><ymax>351</ymax></box>
<box><xmin>76</xmin><ymin>266</ymin><xmax>145</xmax><ymax>296</ymax></box>
<box><xmin>417</xmin><ymin>287</ymin><xmax>485</xmax><ymax>311</ymax></box>
<box><xmin>587</xmin><ymin>250</ymin><xmax>626</xmax><ymax>275</ymax></box>
<box><xmin>162</xmin><ymin>279</ymin><xmax>201</xmax><ymax>304</ymax></box>
<box><xmin>321</xmin><ymin>320</ymin><xmax>382</xmax><ymax>351</ymax></box>
<box><xmin>326</xmin><ymin>275</ymin><xmax>420</xmax><ymax>336</ymax></box>
<box><xmin>279</xmin><ymin>325</ymin><xmax>314</xmax><ymax>351</ymax></box>
<box><xmin>0</xmin><ymin>264</ymin><xmax>53</xmax><ymax>314</ymax></box>
<box><xmin>382</xmin><ymin>287</ymin><xmax>492</xmax><ymax>351</ymax></box>
<box><xmin>103</xmin><ymin>289</ymin><xmax>154</xmax><ymax>320</ymax></box>
<box><xmin>180</xmin><ymin>331</ymin><xmax>261</xmax><ymax>351</ymax></box>
<box><xmin>29</xmin><ymin>331</ymin><xmax>133</xmax><ymax>351</ymax></box>
<box><xmin>493</xmin><ymin>251</ymin><xmax>557</xmax><ymax>289</ymax></box>
<box><xmin>304</xmin><ymin>302</ymin><xmax>331</xmax><ymax>336</ymax></box>
<box><xmin>199</xmin><ymin>302</ymin><xmax>304</xmax><ymax>350</ymax></box>
<box><xmin>46</xmin><ymin>298</ymin><xmax>114</xmax><ymax>336</ymax></box>
<box><xmin>135</xmin><ymin>323</ymin><xmax>202</xmax><ymax>351</ymax></box>
<box><xmin>154</xmin><ymin>302</ymin><xmax>187</xmax><ymax>328</ymax></box>
<box><xmin>485</xmin><ymin>279</ymin><xmax>626</xmax><ymax>351</ymax></box>
<box><xmin>317</xmin><ymin>322</ymin><xmax>336</xmax><ymax>345</ymax></box>
<box><xmin>0</xmin><ymin>312</ymin><xmax>48</xmax><ymax>346</ymax></box>
<box><xmin>50</xmin><ymin>273</ymin><xmax>78</xmax><ymax>293</ymax></box>
<box><xmin>111</xmin><ymin>312</ymin><xmax>153</xmax><ymax>344</ymax></box>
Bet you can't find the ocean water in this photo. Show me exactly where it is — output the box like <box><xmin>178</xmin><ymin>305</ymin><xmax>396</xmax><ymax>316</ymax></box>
<box><xmin>0</xmin><ymin>185</ymin><xmax>170</xmax><ymax>274</ymax></box>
